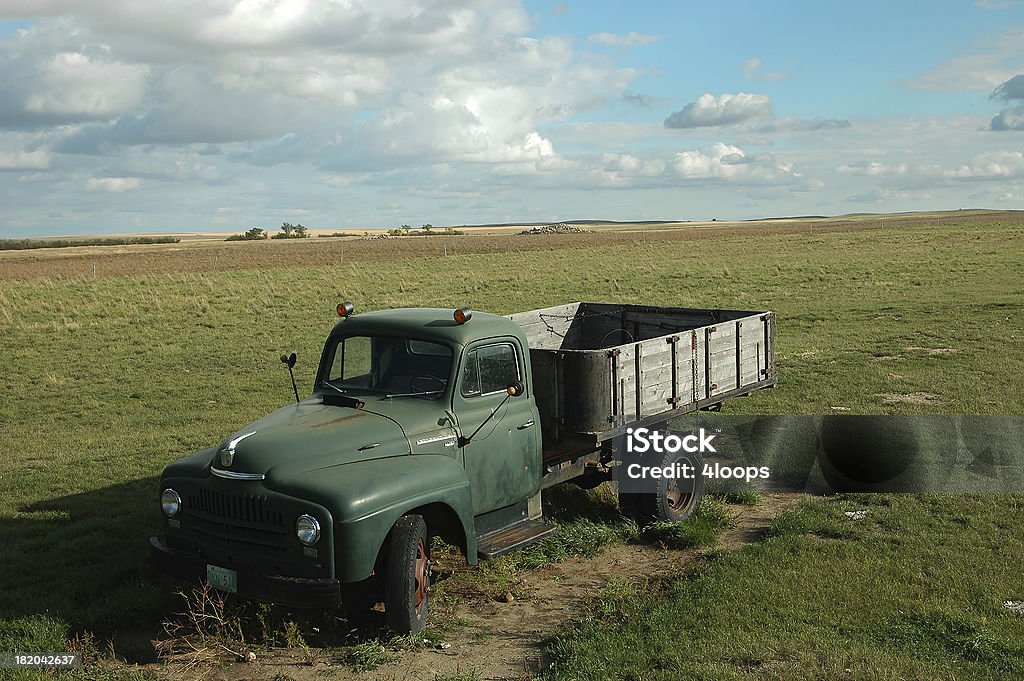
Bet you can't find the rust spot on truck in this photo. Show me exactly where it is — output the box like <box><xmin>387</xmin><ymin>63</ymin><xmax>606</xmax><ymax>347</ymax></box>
<box><xmin>307</xmin><ymin>412</ymin><xmax>369</xmax><ymax>428</ymax></box>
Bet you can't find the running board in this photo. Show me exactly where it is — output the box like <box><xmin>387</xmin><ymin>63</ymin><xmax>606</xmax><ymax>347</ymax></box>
<box><xmin>476</xmin><ymin>520</ymin><xmax>556</xmax><ymax>560</ymax></box>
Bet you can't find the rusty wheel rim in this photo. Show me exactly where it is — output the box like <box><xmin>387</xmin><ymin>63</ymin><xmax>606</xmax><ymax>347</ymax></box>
<box><xmin>666</xmin><ymin>459</ymin><xmax>695</xmax><ymax>513</ymax></box>
<box><xmin>414</xmin><ymin>537</ymin><xmax>429</xmax><ymax>615</ymax></box>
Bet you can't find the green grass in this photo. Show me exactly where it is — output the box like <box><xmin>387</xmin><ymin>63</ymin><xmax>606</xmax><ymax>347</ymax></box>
<box><xmin>641</xmin><ymin>497</ymin><xmax>735</xmax><ymax>549</ymax></box>
<box><xmin>542</xmin><ymin>494</ymin><xmax>1024</xmax><ymax>680</ymax></box>
<box><xmin>0</xmin><ymin>218</ymin><xmax>1022</xmax><ymax>676</ymax></box>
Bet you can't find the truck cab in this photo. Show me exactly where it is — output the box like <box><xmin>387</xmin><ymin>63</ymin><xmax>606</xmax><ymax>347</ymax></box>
<box><xmin>151</xmin><ymin>306</ymin><xmax>548</xmax><ymax>634</ymax></box>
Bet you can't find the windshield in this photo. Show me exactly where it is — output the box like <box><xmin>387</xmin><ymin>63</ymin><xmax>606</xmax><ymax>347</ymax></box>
<box><xmin>321</xmin><ymin>335</ymin><xmax>453</xmax><ymax>399</ymax></box>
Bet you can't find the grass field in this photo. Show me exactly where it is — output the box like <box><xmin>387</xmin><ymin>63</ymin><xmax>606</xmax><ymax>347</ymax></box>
<box><xmin>0</xmin><ymin>211</ymin><xmax>1022</xmax><ymax>678</ymax></box>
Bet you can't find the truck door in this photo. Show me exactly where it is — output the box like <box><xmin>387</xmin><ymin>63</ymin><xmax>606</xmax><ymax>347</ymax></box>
<box><xmin>454</xmin><ymin>338</ymin><xmax>542</xmax><ymax>515</ymax></box>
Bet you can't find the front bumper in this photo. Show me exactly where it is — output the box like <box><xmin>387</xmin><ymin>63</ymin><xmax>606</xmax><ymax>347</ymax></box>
<box><xmin>150</xmin><ymin>536</ymin><xmax>341</xmax><ymax>609</ymax></box>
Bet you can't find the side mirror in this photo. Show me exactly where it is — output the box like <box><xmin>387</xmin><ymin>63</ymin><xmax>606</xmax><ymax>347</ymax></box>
<box><xmin>280</xmin><ymin>352</ymin><xmax>299</xmax><ymax>403</ymax></box>
<box><xmin>506</xmin><ymin>381</ymin><xmax>525</xmax><ymax>397</ymax></box>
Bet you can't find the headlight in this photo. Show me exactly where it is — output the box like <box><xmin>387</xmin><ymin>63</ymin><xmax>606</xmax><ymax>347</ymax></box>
<box><xmin>161</xmin><ymin>488</ymin><xmax>182</xmax><ymax>517</ymax></box>
<box><xmin>296</xmin><ymin>514</ymin><xmax>321</xmax><ymax>546</ymax></box>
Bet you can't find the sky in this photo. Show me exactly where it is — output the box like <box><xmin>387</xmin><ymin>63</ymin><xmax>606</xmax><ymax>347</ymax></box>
<box><xmin>1</xmin><ymin>1</ymin><xmax>1023</xmax><ymax>237</ymax></box>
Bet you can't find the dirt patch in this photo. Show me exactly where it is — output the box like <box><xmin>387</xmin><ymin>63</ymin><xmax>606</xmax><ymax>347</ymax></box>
<box><xmin>876</xmin><ymin>392</ymin><xmax>943</xmax><ymax>405</ymax></box>
<box><xmin>903</xmin><ymin>346</ymin><xmax>958</xmax><ymax>356</ymax></box>
<box><xmin>152</xmin><ymin>494</ymin><xmax>801</xmax><ymax>681</ymax></box>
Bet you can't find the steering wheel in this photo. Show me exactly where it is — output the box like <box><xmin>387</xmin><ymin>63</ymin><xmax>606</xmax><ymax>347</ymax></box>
<box><xmin>409</xmin><ymin>375</ymin><xmax>446</xmax><ymax>394</ymax></box>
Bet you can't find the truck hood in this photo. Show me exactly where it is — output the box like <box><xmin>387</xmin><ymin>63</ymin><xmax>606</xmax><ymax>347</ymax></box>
<box><xmin>215</xmin><ymin>397</ymin><xmax>411</xmax><ymax>481</ymax></box>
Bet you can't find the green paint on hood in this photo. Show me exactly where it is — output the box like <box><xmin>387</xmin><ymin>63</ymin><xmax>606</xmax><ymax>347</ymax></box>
<box><xmin>220</xmin><ymin>397</ymin><xmax>411</xmax><ymax>480</ymax></box>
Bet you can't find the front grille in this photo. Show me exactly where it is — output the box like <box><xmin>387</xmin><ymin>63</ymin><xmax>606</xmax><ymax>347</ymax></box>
<box><xmin>184</xmin><ymin>489</ymin><xmax>290</xmax><ymax>553</ymax></box>
<box><xmin>189</xmin><ymin>488</ymin><xmax>285</xmax><ymax>528</ymax></box>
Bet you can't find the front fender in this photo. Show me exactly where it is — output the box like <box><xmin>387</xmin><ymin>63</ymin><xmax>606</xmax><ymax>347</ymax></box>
<box><xmin>266</xmin><ymin>455</ymin><xmax>476</xmax><ymax>582</ymax></box>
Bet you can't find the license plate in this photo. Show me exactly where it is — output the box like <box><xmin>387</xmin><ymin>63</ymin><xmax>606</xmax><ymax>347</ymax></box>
<box><xmin>206</xmin><ymin>564</ymin><xmax>237</xmax><ymax>594</ymax></box>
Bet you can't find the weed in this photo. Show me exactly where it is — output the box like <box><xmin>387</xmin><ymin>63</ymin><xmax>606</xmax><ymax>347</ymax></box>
<box><xmin>719</xmin><ymin>489</ymin><xmax>763</xmax><ymax>505</ymax></box>
<box><xmin>341</xmin><ymin>639</ymin><xmax>396</xmax><ymax>672</ymax></box>
<box><xmin>281</xmin><ymin>620</ymin><xmax>306</xmax><ymax>649</ymax></box>
<box><xmin>640</xmin><ymin>496</ymin><xmax>736</xmax><ymax>549</ymax></box>
<box><xmin>155</xmin><ymin>585</ymin><xmax>249</xmax><ymax>671</ymax></box>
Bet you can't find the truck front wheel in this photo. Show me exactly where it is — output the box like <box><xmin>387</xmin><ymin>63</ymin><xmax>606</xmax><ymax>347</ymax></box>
<box><xmin>383</xmin><ymin>514</ymin><xmax>431</xmax><ymax>634</ymax></box>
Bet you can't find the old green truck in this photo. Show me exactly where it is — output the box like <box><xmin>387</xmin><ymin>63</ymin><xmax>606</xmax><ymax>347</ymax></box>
<box><xmin>151</xmin><ymin>302</ymin><xmax>776</xmax><ymax>632</ymax></box>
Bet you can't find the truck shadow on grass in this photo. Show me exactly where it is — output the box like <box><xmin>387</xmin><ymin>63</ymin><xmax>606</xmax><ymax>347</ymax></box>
<box><xmin>0</xmin><ymin>475</ymin><xmax>362</xmax><ymax>664</ymax></box>
<box><xmin>0</xmin><ymin>475</ymin><xmax>180</xmax><ymax>661</ymax></box>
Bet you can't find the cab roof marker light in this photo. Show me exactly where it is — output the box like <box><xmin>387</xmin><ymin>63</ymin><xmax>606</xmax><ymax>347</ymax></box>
<box><xmin>337</xmin><ymin>301</ymin><xmax>354</xmax><ymax>317</ymax></box>
<box><xmin>454</xmin><ymin>307</ymin><xmax>472</xmax><ymax>324</ymax></box>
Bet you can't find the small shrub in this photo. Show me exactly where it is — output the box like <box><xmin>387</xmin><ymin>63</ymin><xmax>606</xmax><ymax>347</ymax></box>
<box><xmin>343</xmin><ymin>639</ymin><xmax>396</xmax><ymax>672</ymax></box>
<box><xmin>0</xmin><ymin>236</ymin><xmax>180</xmax><ymax>250</ymax></box>
<box><xmin>226</xmin><ymin>227</ymin><xmax>266</xmax><ymax>241</ymax></box>
<box><xmin>641</xmin><ymin>497</ymin><xmax>735</xmax><ymax>549</ymax></box>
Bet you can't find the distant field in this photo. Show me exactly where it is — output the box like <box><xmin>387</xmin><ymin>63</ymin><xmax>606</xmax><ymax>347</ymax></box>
<box><xmin>0</xmin><ymin>210</ymin><xmax>1022</xmax><ymax>678</ymax></box>
<box><xmin>0</xmin><ymin>208</ymin><xmax>1015</xmax><ymax>281</ymax></box>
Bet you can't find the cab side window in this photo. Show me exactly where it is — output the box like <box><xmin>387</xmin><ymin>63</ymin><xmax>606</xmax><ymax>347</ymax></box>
<box><xmin>461</xmin><ymin>343</ymin><xmax>520</xmax><ymax>397</ymax></box>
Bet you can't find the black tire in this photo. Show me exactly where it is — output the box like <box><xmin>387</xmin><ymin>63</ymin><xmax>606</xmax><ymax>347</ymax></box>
<box><xmin>630</xmin><ymin>450</ymin><xmax>705</xmax><ymax>523</ymax></box>
<box><xmin>383</xmin><ymin>515</ymin><xmax>431</xmax><ymax>634</ymax></box>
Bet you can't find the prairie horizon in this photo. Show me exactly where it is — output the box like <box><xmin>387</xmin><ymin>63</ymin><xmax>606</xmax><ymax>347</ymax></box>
<box><xmin>1</xmin><ymin>207</ymin><xmax>1013</xmax><ymax>244</ymax></box>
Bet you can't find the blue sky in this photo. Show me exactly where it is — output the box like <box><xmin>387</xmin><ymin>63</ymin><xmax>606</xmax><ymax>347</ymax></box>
<box><xmin>1</xmin><ymin>1</ymin><xmax>1023</xmax><ymax>236</ymax></box>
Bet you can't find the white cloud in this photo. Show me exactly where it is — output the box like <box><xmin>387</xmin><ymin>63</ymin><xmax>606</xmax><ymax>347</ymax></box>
<box><xmin>0</xmin><ymin>0</ymin><xmax>542</xmax><ymax>141</ymax></box>
<box><xmin>837</xmin><ymin>161</ymin><xmax>908</xmax><ymax>176</ymax></box>
<box><xmin>991</xmin><ymin>74</ymin><xmax>1024</xmax><ymax>100</ymax></box>
<box><xmin>943</xmin><ymin>150</ymin><xmax>1024</xmax><ymax>179</ymax></box>
<box><xmin>756</xmin><ymin>115</ymin><xmax>850</xmax><ymax>133</ymax></box>
<box><xmin>588</xmin><ymin>153</ymin><xmax>667</xmax><ymax>186</ymax></box>
<box><xmin>86</xmin><ymin>176</ymin><xmax>141</xmax><ymax>191</ymax></box>
<box><xmin>311</xmin><ymin>34</ymin><xmax>634</xmax><ymax>171</ymax></box>
<box><xmin>674</xmin><ymin>144</ymin><xmax>749</xmax><ymax>178</ymax></box>
<box><xmin>24</xmin><ymin>52</ymin><xmax>149</xmax><ymax>118</ymax></box>
<box><xmin>586</xmin><ymin>32</ymin><xmax>660</xmax><ymax>48</ymax></box>
<box><xmin>990</xmin><ymin>105</ymin><xmax>1024</xmax><ymax>130</ymax></box>
<box><xmin>741</xmin><ymin>56</ymin><xmax>790</xmax><ymax>81</ymax></box>
<box><xmin>0</xmin><ymin>150</ymin><xmax>50</xmax><ymax>170</ymax></box>
<box><xmin>741</xmin><ymin>57</ymin><xmax>762</xmax><ymax>79</ymax></box>
<box><xmin>664</xmin><ymin>93</ymin><xmax>773</xmax><ymax>129</ymax></box>
<box><xmin>671</xmin><ymin>143</ymin><xmax>796</xmax><ymax>183</ymax></box>
<box><xmin>988</xmin><ymin>75</ymin><xmax>1024</xmax><ymax>130</ymax></box>
<box><xmin>664</xmin><ymin>94</ymin><xmax>846</xmax><ymax>132</ymax></box>
<box><xmin>1</xmin><ymin>4</ymin><xmax>636</xmax><ymax>175</ymax></box>
<box><xmin>907</xmin><ymin>28</ymin><xmax>1024</xmax><ymax>92</ymax></box>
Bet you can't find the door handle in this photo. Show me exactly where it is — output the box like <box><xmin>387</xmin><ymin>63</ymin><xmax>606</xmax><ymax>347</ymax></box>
<box><xmin>517</xmin><ymin>420</ymin><xmax>535</xmax><ymax>430</ymax></box>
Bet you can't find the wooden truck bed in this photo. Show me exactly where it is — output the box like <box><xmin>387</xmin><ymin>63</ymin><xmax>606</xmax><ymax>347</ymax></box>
<box><xmin>507</xmin><ymin>302</ymin><xmax>776</xmax><ymax>452</ymax></box>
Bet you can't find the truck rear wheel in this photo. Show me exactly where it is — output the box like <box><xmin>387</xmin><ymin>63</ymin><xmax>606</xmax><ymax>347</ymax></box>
<box><xmin>383</xmin><ymin>514</ymin><xmax>431</xmax><ymax>634</ymax></box>
<box><xmin>623</xmin><ymin>451</ymin><xmax>704</xmax><ymax>523</ymax></box>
